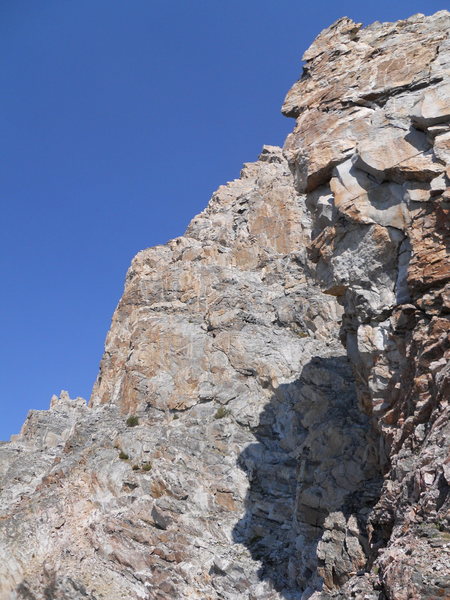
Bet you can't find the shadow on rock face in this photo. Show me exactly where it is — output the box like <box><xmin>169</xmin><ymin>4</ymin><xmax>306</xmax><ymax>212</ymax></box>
<box><xmin>232</xmin><ymin>355</ymin><xmax>383</xmax><ymax>599</ymax></box>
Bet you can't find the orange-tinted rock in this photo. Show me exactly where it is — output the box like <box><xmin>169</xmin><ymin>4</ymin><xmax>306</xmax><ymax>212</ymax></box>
<box><xmin>1</xmin><ymin>10</ymin><xmax>449</xmax><ymax>600</ymax></box>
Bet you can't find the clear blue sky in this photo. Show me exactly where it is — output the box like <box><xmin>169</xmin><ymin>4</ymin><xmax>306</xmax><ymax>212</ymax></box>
<box><xmin>1</xmin><ymin>0</ymin><xmax>447</xmax><ymax>440</ymax></box>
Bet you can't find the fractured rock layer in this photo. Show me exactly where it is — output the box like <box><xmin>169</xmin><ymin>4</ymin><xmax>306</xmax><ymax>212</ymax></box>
<box><xmin>0</xmin><ymin>148</ymin><xmax>377</xmax><ymax>600</ymax></box>
<box><xmin>0</xmin><ymin>10</ymin><xmax>449</xmax><ymax>600</ymax></box>
<box><xmin>282</xmin><ymin>10</ymin><xmax>450</xmax><ymax>599</ymax></box>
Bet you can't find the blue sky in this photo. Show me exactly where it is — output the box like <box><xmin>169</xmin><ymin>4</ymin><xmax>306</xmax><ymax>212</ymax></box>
<box><xmin>1</xmin><ymin>0</ymin><xmax>447</xmax><ymax>440</ymax></box>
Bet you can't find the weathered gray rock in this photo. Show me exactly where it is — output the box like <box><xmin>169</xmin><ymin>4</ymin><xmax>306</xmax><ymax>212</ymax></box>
<box><xmin>0</xmin><ymin>10</ymin><xmax>449</xmax><ymax>600</ymax></box>
<box><xmin>0</xmin><ymin>147</ymin><xmax>365</xmax><ymax>600</ymax></box>
<box><xmin>282</xmin><ymin>9</ymin><xmax>450</xmax><ymax>599</ymax></box>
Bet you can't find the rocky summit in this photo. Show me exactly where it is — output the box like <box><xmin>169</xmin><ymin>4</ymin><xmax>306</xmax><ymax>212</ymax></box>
<box><xmin>1</xmin><ymin>10</ymin><xmax>449</xmax><ymax>600</ymax></box>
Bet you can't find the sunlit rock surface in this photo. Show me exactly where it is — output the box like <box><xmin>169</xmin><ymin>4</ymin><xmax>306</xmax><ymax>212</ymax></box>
<box><xmin>283</xmin><ymin>10</ymin><xmax>450</xmax><ymax>599</ymax></box>
<box><xmin>0</xmin><ymin>11</ymin><xmax>449</xmax><ymax>600</ymax></box>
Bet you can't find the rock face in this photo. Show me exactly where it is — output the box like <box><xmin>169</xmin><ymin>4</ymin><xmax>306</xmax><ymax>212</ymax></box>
<box><xmin>283</xmin><ymin>11</ymin><xmax>450</xmax><ymax>599</ymax></box>
<box><xmin>0</xmin><ymin>10</ymin><xmax>449</xmax><ymax>600</ymax></box>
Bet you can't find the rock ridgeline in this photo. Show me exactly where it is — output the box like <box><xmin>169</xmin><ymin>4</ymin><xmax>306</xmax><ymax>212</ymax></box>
<box><xmin>0</xmin><ymin>10</ymin><xmax>449</xmax><ymax>600</ymax></box>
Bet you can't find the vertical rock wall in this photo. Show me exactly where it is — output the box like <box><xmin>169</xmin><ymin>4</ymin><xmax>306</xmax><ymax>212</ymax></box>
<box><xmin>0</xmin><ymin>147</ymin><xmax>379</xmax><ymax>600</ymax></box>
<box><xmin>282</xmin><ymin>11</ymin><xmax>450</xmax><ymax>599</ymax></box>
<box><xmin>0</xmin><ymin>10</ymin><xmax>448</xmax><ymax>600</ymax></box>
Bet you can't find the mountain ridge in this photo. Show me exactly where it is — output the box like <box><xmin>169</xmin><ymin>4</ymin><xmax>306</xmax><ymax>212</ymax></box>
<box><xmin>1</xmin><ymin>10</ymin><xmax>449</xmax><ymax>600</ymax></box>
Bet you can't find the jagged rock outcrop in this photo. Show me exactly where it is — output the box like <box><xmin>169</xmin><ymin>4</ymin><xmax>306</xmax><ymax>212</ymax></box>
<box><xmin>282</xmin><ymin>11</ymin><xmax>450</xmax><ymax>599</ymax></box>
<box><xmin>0</xmin><ymin>147</ymin><xmax>377</xmax><ymax>600</ymax></box>
<box><xmin>0</xmin><ymin>10</ymin><xmax>449</xmax><ymax>600</ymax></box>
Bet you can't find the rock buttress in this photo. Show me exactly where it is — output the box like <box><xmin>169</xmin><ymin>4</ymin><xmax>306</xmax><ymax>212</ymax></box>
<box><xmin>283</xmin><ymin>10</ymin><xmax>450</xmax><ymax>599</ymax></box>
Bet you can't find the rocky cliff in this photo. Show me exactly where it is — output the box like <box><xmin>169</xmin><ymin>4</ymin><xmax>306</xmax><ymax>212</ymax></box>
<box><xmin>1</xmin><ymin>11</ymin><xmax>449</xmax><ymax>600</ymax></box>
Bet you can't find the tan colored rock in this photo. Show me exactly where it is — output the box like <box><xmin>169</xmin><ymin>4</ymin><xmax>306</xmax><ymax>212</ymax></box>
<box><xmin>1</xmin><ymin>10</ymin><xmax>449</xmax><ymax>600</ymax></box>
<box><xmin>330</xmin><ymin>159</ymin><xmax>410</xmax><ymax>229</ymax></box>
<box><xmin>354</xmin><ymin>126</ymin><xmax>443</xmax><ymax>183</ymax></box>
<box><xmin>282</xmin><ymin>14</ymin><xmax>448</xmax><ymax>117</ymax></box>
<box><xmin>0</xmin><ymin>147</ymin><xmax>357</xmax><ymax>600</ymax></box>
<box><xmin>286</xmin><ymin>10</ymin><xmax>450</xmax><ymax>600</ymax></box>
<box><xmin>411</xmin><ymin>82</ymin><xmax>450</xmax><ymax>127</ymax></box>
<box><xmin>283</xmin><ymin>11</ymin><xmax>450</xmax><ymax>195</ymax></box>
<box><xmin>283</xmin><ymin>106</ymin><xmax>373</xmax><ymax>192</ymax></box>
<box><xmin>434</xmin><ymin>130</ymin><xmax>450</xmax><ymax>164</ymax></box>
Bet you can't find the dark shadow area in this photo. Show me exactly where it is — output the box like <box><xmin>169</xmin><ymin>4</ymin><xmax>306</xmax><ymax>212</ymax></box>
<box><xmin>233</xmin><ymin>355</ymin><xmax>383</xmax><ymax>599</ymax></box>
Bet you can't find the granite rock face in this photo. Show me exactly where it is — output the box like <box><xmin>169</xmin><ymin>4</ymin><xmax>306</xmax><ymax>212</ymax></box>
<box><xmin>0</xmin><ymin>149</ymin><xmax>374</xmax><ymax>600</ymax></box>
<box><xmin>0</xmin><ymin>10</ymin><xmax>449</xmax><ymax>600</ymax></box>
<box><xmin>283</xmin><ymin>11</ymin><xmax>450</xmax><ymax>599</ymax></box>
